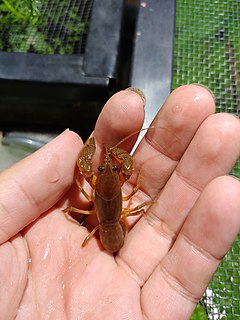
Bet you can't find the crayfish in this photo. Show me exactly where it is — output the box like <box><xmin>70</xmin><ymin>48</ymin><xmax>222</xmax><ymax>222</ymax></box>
<box><xmin>64</xmin><ymin>130</ymin><xmax>152</xmax><ymax>253</ymax></box>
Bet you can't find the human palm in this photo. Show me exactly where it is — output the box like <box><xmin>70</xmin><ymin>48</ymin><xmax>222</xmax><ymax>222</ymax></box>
<box><xmin>0</xmin><ymin>85</ymin><xmax>240</xmax><ymax>320</ymax></box>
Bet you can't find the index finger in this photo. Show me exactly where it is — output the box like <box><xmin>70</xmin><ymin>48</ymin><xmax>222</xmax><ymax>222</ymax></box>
<box><xmin>0</xmin><ymin>130</ymin><xmax>82</xmax><ymax>244</ymax></box>
<box><xmin>131</xmin><ymin>84</ymin><xmax>216</xmax><ymax>196</ymax></box>
<box><xmin>90</xmin><ymin>88</ymin><xmax>146</xmax><ymax>167</ymax></box>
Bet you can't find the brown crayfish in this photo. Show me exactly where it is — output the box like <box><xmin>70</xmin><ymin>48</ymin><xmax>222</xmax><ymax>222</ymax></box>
<box><xmin>63</xmin><ymin>129</ymin><xmax>152</xmax><ymax>253</ymax></box>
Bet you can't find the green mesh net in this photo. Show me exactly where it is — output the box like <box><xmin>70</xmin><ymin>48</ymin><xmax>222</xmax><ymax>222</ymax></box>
<box><xmin>173</xmin><ymin>0</ymin><xmax>240</xmax><ymax>319</ymax></box>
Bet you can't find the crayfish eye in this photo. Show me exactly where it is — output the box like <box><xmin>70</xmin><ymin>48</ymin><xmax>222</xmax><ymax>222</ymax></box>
<box><xmin>98</xmin><ymin>165</ymin><xmax>104</xmax><ymax>172</ymax></box>
<box><xmin>112</xmin><ymin>165</ymin><xmax>118</xmax><ymax>172</ymax></box>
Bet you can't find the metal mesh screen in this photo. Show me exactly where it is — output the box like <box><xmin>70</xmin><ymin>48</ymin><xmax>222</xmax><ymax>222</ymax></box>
<box><xmin>172</xmin><ymin>0</ymin><xmax>240</xmax><ymax>319</ymax></box>
<box><xmin>0</xmin><ymin>0</ymin><xmax>93</xmax><ymax>54</ymax></box>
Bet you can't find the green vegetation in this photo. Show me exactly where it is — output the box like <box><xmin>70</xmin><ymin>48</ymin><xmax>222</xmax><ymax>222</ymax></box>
<box><xmin>0</xmin><ymin>0</ymin><xmax>89</xmax><ymax>54</ymax></box>
<box><xmin>190</xmin><ymin>304</ymin><xmax>208</xmax><ymax>320</ymax></box>
<box><xmin>0</xmin><ymin>0</ymin><xmax>40</xmax><ymax>23</ymax></box>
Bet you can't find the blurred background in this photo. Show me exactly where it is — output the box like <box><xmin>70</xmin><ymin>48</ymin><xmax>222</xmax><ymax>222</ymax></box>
<box><xmin>0</xmin><ymin>1</ymin><xmax>239</xmax><ymax>318</ymax></box>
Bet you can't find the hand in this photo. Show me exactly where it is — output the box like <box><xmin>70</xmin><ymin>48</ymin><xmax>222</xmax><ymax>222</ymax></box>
<box><xmin>0</xmin><ymin>85</ymin><xmax>239</xmax><ymax>320</ymax></box>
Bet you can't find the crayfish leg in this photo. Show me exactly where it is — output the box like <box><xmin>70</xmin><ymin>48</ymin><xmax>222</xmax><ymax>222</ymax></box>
<box><xmin>121</xmin><ymin>200</ymin><xmax>153</xmax><ymax>218</ymax></box>
<box><xmin>63</xmin><ymin>206</ymin><xmax>95</xmax><ymax>215</ymax></box>
<box><xmin>82</xmin><ymin>225</ymin><xmax>99</xmax><ymax>247</ymax></box>
<box><xmin>122</xmin><ymin>170</ymin><xmax>142</xmax><ymax>201</ymax></box>
<box><xmin>75</xmin><ymin>173</ymin><xmax>94</xmax><ymax>202</ymax></box>
<box><xmin>120</xmin><ymin>220</ymin><xmax>127</xmax><ymax>237</ymax></box>
<box><xmin>63</xmin><ymin>206</ymin><xmax>96</xmax><ymax>225</ymax></box>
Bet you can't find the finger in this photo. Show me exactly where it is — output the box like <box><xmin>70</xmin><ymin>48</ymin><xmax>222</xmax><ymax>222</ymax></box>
<box><xmin>117</xmin><ymin>111</ymin><xmax>240</xmax><ymax>285</ymax></box>
<box><xmin>130</xmin><ymin>84</ymin><xmax>215</xmax><ymax>196</ymax></box>
<box><xmin>61</xmin><ymin>88</ymin><xmax>145</xmax><ymax>227</ymax></box>
<box><xmin>0</xmin><ymin>130</ymin><xmax>82</xmax><ymax>244</ymax></box>
<box><xmin>141</xmin><ymin>176</ymin><xmax>240</xmax><ymax>320</ymax></box>
<box><xmin>116</xmin><ymin>84</ymin><xmax>215</xmax><ymax>277</ymax></box>
<box><xmin>94</xmin><ymin>88</ymin><xmax>145</xmax><ymax>150</ymax></box>
<box><xmin>87</xmin><ymin>88</ymin><xmax>145</xmax><ymax>174</ymax></box>
<box><xmin>148</xmin><ymin>112</ymin><xmax>240</xmax><ymax>234</ymax></box>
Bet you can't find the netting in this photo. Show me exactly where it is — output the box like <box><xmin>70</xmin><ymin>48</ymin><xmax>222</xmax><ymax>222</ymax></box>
<box><xmin>0</xmin><ymin>0</ymin><xmax>93</xmax><ymax>54</ymax></box>
<box><xmin>172</xmin><ymin>0</ymin><xmax>240</xmax><ymax>319</ymax></box>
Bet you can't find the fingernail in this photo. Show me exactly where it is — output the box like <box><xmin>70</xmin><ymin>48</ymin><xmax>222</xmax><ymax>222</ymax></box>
<box><xmin>126</xmin><ymin>87</ymin><xmax>146</xmax><ymax>107</ymax></box>
<box><xmin>60</xmin><ymin>128</ymin><xmax>70</xmax><ymax>135</ymax></box>
<box><xmin>191</xmin><ymin>83</ymin><xmax>215</xmax><ymax>101</ymax></box>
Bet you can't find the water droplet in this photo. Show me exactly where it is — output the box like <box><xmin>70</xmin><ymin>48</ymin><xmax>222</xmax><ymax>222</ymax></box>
<box><xmin>193</xmin><ymin>93</ymin><xmax>200</xmax><ymax>102</ymax></box>
<box><xmin>43</xmin><ymin>243</ymin><xmax>51</xmax><ymax>260</ymax></box>
<box><xmin>172</xmin><ymin>104</ymin><xmax>182</xmax><ymax>113</ymax></box>
<box><xmin>68</xmin><ymin>259</ymin><xmax>72</xmax><ymax>270</ymax></box>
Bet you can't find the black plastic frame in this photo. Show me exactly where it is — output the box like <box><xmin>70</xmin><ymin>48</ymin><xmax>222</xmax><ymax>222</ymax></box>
<box><xmin>0</xmin><ymin>0</ymin><xmax>131</xmax><ymax>139</ymax></box>
<box><xmin>130</xmin><ymin>0</ymin><xmax>176</xmax><ymax>127</ymax></box>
